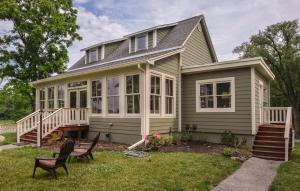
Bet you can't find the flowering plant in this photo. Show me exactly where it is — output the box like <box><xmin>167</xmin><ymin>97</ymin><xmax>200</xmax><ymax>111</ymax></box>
<box><xmin>145</xmin><ymin>134</ymin><xmax>161</xmax><ymax>151</ymax></box>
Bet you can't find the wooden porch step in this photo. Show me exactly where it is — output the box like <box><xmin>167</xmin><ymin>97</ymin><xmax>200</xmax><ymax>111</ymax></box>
<box><xmin>255</xmin><ymin>135</ymin><xmax>284</xmax><ymax>141</ymax></box>
<box><xmin>254</xmin><ymin>140</ymin><xmax>285</xmax><ymax>146</ymax></box>
<box><xmin>20</xmin><ymin>137</ymin><xmax>37</xmax><ymax>143</ymax></box>
<box><xmin>256</xmin><ymin>131</ymin><xmax>284</xmax><ymax>137</ymax></box>
<box><xmin>253</xmin><ymin>155</ymin><xmax>285</xmax><ymax>161</ymax></box>
<box><xmin>253</xmin><ymin>145</ymin><xmax>286</xmax><ymax>152</ymax></box>
<box><xmin>253</xmin><ymin>150</ymin><xmax>285</xmax><ymax>158</ymax></box>
<box><xmin>258</xmin><ymin>126</ymin><xmax>285</xmax><ymax>132</ymax></box>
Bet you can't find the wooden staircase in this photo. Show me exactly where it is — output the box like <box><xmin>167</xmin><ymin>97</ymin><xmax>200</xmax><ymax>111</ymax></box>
<box><xmin>253</xmin><ymin>124</ymin><xmax>292</xmax><ymax>161</ymax></box>
<box><xmin>20</xmin><ymin>129</ymin><xmax>63</xmax><ymax>144</ymax></box>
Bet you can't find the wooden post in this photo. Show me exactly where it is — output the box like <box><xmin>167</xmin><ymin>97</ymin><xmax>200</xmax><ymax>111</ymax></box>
<box><xmin>38</xmin><ymin>110</ymin><xmax>43</xmax><ymax>147</ymax></box>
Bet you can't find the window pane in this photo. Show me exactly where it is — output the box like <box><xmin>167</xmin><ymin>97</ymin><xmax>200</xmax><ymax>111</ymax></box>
<box><xmin>89</xmin><ymin>49</ymin><xmax>97</xmax><ymax>62</ymax></box>
<box><xmin>70</xmin><ymin>92</ymin><xmax>77</xmax><ymax>108</ymax></box>
<box><xmin>57</xmin><ymin>86</ymin><xmax>64</xmax><ymax>99</ymax></box>
<box><xmin>108</xmin><ymin>77</ymin><xmax>119</xmax><ymax>95</ymax></box>
<box><xmin>217</xmin><ymin>96</ymin><xmax>231</xmax><ymax>108</ymax></box>
<box><xmin>58</xmin><ymin>100</ymin><xmax>64</xmax><ymax>108</ymax></box>
<box><xmin>48</xmin><ymin>87</ymin><xmax>54</xmax><ymax>99</ymax></box>
<box><xmin>92</xmin><ymin>98</ymin><xmax>102</xmax><ymax>113</ymax></box>
<box><xmin>40</xmin><ymin>101</ymin><xmax>45</xmax><ymax>110</ymax></box>
<box><xmin>155</xmin><ymin>96</ymin><xmax>160</xmax><ymax>113</ymax></box>
<box><xmin>126</xmin><ymin>76</ymin><xmax>133</xmax><ymax>94</ymax></box>
<box><xmin>80</xmin><ymin>91</ymin><xmax>87</xmax><ymax>108</ymax></box>
<box><xmin>134</xmin><ymin>95</ymin><xmax>140</xmax><ymax>113</ymax></box>
<box><xmin>133</xmin><ymin>75</ymin><xmax>139</xmax><ymax>93</ymax></box>
<box><xmin>97</xmin><ymin>82</ymin><xmax>101</xmax><ymax>96</ymax></box>
<box><xmin>169</xmin><ymin>80</ymin><xmax>173</xmax><ymax>96</ymax></box>
<box><xmin>200</xmin><ymin>84</ymin><xmax>213</xmax><ymax>96</ymax></box>
<box><xmin>217</xmin><ymin>82</ymin><xmax>231</xmax><ymax>95</ymax></box>
<box><xmin>137</xmin><ymin>35</ymin><xmax>146</xmax><ymax>50</ymax></box>
<box><xmin>155</xmin><ymin>76</ymin><xmax>160</xmax><ymax>94</ymax></box>
<box><xmin>166</xmin><ymin>79</ymin><xmax>170</xmax><ymax>96</ymax></box>
<box><xmin>127</xmin><ymin>96</ymin><xmax>133</xmax><ymax>113</ymax></box>
<box><xmin>151</xmin><ymin>76</ymin><xmax>155</xmax><ymax>94</ymax></box>
<box><xmin>114</xmin><ymin>96</ymin><xmax>119</xmax><ymax>113</ymax></box>
<box><xmin>200</xmin><ymin>96</ymin><xmax>214</xmax><ymax>108</ymax></box>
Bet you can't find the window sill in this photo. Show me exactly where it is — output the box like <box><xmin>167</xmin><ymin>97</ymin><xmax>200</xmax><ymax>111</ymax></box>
<box><xmin>196</xmin><ymin>108</ymin><xmax>235</xmax><ymax>113</ymax></box>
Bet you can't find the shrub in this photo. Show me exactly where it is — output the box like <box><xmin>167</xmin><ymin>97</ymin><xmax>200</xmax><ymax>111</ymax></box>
<box><xmin>47</xmin><ymin>133</ymin><xmax>62</xmax><ymax>145</ymax></box>
<box><xmin>146</xmin><ymin>134</ymin><xmax>161</xmax><ymax>151</ymax></box>
<box><xmin>181</xmin><ymin>131</ymin><xmax>192</xmax><ymax>142</ymax></box>
<box><xmin>159</xmin><ymin>135</ymin><xmax>173</xmax><ymax>146</ymax></box>
<box><xmin>221</xmin><ymin>131</ymin><xmax>235</xmax><ymax>146</ymax></box>
<box><xmin>172</xmin><ymin>133</ymin><xmax>181</xmax><ymax>145</ymax></box>
<box><xmin>223</xmin><ymin>147</ymin><xmax>233</xmax><ymax>157</ymax></box>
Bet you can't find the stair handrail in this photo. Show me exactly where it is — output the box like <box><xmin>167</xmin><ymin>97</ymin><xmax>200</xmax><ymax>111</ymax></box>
<box><xmin>16</xmin><ymin>110</ymin><xmax>41</xmax><ymax>143</ymax></box>
<box><xmin>284</xmin><ymin>107</ymin><xmax>293</xmax><ymax>161</ymax></box>
<box><xmin>263</xmin><ymin>107</ymin><xmax>288</xmax><ymax>124</ymax></box>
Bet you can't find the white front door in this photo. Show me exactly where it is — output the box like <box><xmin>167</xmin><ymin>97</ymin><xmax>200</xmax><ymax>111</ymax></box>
<box><xmin>68</xmin><ymin>88</ymin><xmax>87</xmax><ymax>124</ymax></box>
<box><xmin>259</xmin><ymin>81</ymin><xmax>264</xmax><ymax>124</ymax></box>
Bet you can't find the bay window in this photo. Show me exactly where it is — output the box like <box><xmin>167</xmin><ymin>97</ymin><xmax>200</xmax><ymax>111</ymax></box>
<box><xmin>48</xmin><ymin>87</ymin><xmax>54</xmax><ymax>109</ymax></box>
<box><xmin>165</xmin><ymin>78</ymin><xmax>174</xmax><ymax>114</ymax></box>
<box><xmin>126</xmin><ymin>74</ymin><xmax>140</xmax><ymax>114</ymax></box>
<box><xmin>150</xmin><ymin>75</ymin><xmax>161</xmax><ymax>114</ymax></box>
<box><xmin>107</xmin><ymin>77</ymin><xmax>120</xmax><ymax>114</ymax></box>
<box><xmin>91</xmin><ymin>80</ymin><xmax>102</xmax><ymax>113</ymax></box>
<box><xmin>57</xmin><ymin>85</ymin><xmax>65</xmax><ymax>108</ymax></box>
<box><xmin>196</xmin><ymin>77</ymin><xmax>235</xmax><ymax>112</ymax></box>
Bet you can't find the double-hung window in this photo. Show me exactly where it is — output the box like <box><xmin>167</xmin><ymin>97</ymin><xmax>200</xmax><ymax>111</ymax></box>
<box><xmin>57</xmin><ymin>85</ymin><xmax>65</xmax><ymax>108</ymax></box>
<box><xmin>91</xmin><ymin>80</ymin><xmax>102</xmax><ymax>114</ymax></box>
<box><xmin>150</xmin><ymin>75</ymin><xmax>161</xmax><ymax>114</ymax></box>
<box><xmin>39</xmin><ymin>89</ymin><xmax>45</xmax><ymax>110</ymax></box>
<box><xmin>48</xmin><ymin>87</ymin><xmax>54</xmax><ymax>109</ymax></box>
<box><xmin>165</xmin><ymin>78</ymin><xmax>174</xmax><ymax>115</ymax></box>
<box><xmin>107</xmin><ymin>77</ymin><xmax>120</xmax><ymax>114</ymax></box>
<box><xmin>89</xmin><ymin>49</ymin><xmax>97</xmax><ymax>63</ymax></box>
<box><xmin>136</xmin><ymin>35</ymin><xmax>147</xmax><ymax>51</ymax></box>
<box><xmin>196</xmin><ymin>77</ymin><xmax>235</xmax><ymax>112</ymax></box>
<box><xmin>126</xmin><ymin>74</ymin><xmax>140</xmax><ymax>114</ymax></box>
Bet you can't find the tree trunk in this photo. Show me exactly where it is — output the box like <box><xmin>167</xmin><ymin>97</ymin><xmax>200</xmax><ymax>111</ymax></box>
<box><xmin>31</xmin><ymin>88</ymin><xmax>36</xmax><ymax>112</ymax></box>
<box><xmin>293</xmin><ymin>106</ymin><xmax>300</xmax><ymax>139</ymax></box>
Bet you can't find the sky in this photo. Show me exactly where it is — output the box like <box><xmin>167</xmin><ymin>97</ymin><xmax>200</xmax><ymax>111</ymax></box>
<box><xmin>0</xmin><ymin>0</ymin><xmax>299</xmax><ymax>83</ymax></box>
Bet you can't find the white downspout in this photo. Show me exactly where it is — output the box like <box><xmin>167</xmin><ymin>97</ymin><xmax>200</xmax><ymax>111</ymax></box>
<box><xmin>128</xmin><ymin>63</ymin><xmax>148</xmax><ymax>150</ymax></box>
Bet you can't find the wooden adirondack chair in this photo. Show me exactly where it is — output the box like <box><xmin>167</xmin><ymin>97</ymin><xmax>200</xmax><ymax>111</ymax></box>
<box><xmin>70</xmin><ymin>132</ymin><xmax>100</xmax><ymax>162</ymax></box>
<box><xmin>32</xmin><ymin>139</ymin><xmax>75</xmax><ymax>179</ymax></box>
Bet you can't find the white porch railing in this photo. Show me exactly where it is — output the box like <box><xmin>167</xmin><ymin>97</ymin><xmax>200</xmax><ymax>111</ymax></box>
<box><xmin>263</xmin><ymin>107</ymin><xmax>288</xmax><ymax>124</ymax></box>
<box><xmin>263</xmin><ymin>106</ymin><xmax>294</xmax><ymax>161</ymax></box>
<box><xmin>17</xmin><ymin>108</ymin><xmax>89</xmax><ymax>146</ymax></box>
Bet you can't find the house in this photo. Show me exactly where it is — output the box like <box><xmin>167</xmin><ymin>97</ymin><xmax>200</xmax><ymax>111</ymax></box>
<box><xmin>17</xmin><ymin>15</ymin><xmax>294</xmax><ymax>161</ymax></box>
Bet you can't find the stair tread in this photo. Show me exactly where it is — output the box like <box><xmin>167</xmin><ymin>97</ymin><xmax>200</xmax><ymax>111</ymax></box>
<box><xmin>253</xmin><ymin>150</ymin><xmax>285</xmax><ymax>154</ymax></box>
<box><xmin>255</xmin><ymin>140</ymin><xmax>285</xmax><ymax>143</ymax></box>
<box><xmin>253</xmin><ymin>145</ymin><xmax>285</xmax><ymax>149</ymax></box>
<box><xmin>256</xmin><ymin>135</ymin><xmax>284</xmax><ymax>138</ymax></box>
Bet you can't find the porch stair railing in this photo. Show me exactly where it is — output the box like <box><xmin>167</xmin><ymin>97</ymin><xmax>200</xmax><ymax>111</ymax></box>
<box><xmin>17</xmin><ymin>108</ymin><xmax>89</xmax><ymax>146</ymax></box>
<box><xmin>262</xmin><ymin>107</ymin><xmax>294</xmax><ymax>161</ymax></box>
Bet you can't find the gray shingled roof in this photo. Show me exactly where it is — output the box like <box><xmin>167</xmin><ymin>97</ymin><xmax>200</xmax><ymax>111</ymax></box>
<box><xmin>68</xmin><ymin>15</ymin><xmax>202</xmax><ymax>72</ymax></box>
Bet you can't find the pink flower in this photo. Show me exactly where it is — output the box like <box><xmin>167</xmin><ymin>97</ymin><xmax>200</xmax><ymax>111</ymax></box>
<box><xmin>153</xmin><ymin>134</ymin><xmax>161</xmax><ymax>139</ymax></box>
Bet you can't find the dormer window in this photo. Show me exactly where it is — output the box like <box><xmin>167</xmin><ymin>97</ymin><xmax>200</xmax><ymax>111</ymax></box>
<box><xmin>136</xmin><ymin>34</ymin><xmax>147</xmax><ymax>51</ymax></box>
<box><xmin>89</xmin><ymin>49</ymin><xmax>97</xmax><ymax>63</ymax></box>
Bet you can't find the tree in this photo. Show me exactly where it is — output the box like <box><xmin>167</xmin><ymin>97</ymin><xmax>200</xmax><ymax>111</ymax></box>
<box><xmin>0</xmin><ymin>82</ymin><xmax>32</xmax><ymax>121</ymax></box>
<box><xmin>0</xmin><ymin>0</ymin><xmax>81</xmax><ymax>110</ymax></box>
<box><xmin>233</xmin><ymin>20</ymin><xmax>300</xmax><ymax>137</ymax></box>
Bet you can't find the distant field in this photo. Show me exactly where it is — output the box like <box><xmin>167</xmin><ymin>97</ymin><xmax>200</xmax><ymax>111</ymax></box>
<box><xmin>0</xmin><ymin>120</ymin><xmax>16</xmax><ymax>128</ymax></box>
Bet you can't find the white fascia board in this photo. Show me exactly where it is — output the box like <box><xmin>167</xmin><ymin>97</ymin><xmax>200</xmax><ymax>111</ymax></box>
<box><xmin>182</xmin><ymin>57</ymin><xmax>275</xmax><ymax>80</ymax></box>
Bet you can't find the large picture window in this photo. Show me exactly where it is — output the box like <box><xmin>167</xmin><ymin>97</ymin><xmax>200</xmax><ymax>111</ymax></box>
<box><xmin>150</xmin><ymin>75</ymin><xmax>161</xmax><ymax>114</ymax></box>
<box><xmin>165</xmin><ymin>78</ymin><xmax>174</xmax><ymax>114</ymax></box>
<box><xmin>48</xmin><ymin>87</ymin><xmax>54</xmax><ymax>109</ymax></box>
<box><xmin>39</xmin><ymin>89</ymin><xmax>45</xmax><ymax>110</ymax></box>
<box><xmin>57</xmin><ymin>85</ymin><xmax>65</xmax><ymax>108</ymax></box>
<box><xmin>196</xmin><ymin>77</ymin><xmax>235</xmax><ymax>112</ymax></box>
<box><xmin>91</xmin><ymin>80</ymin><xmax>102</xmax><ymax>113</ymax></box>
<box><xmin>126</xmin><ymin>74</ymin><xmax>140</xmax><ymax>114</ymax></box>
<box><xmin>107</xmin><ymin>77</ymin><xmax>119</xmax><ymax>114</ymax></box>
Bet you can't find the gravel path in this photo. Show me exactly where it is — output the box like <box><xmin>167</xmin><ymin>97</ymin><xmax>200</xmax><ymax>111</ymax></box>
<box><xmin>212</xmin><ymin>157</ymin><xmax>282</xmax><ymax>191</ymax></box>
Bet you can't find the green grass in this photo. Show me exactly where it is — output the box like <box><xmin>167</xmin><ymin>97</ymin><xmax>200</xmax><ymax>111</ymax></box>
<box><xmin>0</xmin><ymin>147</ymin><xmax>240</xmax><ymax>191</ymax></box>
<box><xmin>269</xmin><ymin>143</ymin><xmax>300</xmax><ymax>191</ymax></box>
<box><xmin>0</xmin><ymin>133</ymin><xmax>17</xmax><ymax>145</ymax></box>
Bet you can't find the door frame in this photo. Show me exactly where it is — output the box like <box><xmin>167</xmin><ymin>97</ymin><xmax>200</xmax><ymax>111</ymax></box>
<box><xmin>259</xmin><ymin>80</ymin><xmax>264</xmax><ymax>124</ymax></box>
<box><xmin>68</xmin><ymin>87</ymin><xmax>87</xmax><ymax>109</ymax></box>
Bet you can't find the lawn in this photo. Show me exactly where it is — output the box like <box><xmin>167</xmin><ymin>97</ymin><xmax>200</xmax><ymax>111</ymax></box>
<box><xmin>269</xmin><ymin>143</ymin><xmax>300</xmax><ymax>191</ymax></box>
<box><xmin>0</xmin><ymin>120</ymin><xmax>16</xmax><ymax>127</ymax></box>
<box><xmin>0</xmin><ymin>132</ymin><xmax>17</xmax><ymax>145</ymax></box>
<box><xmin>0</xmin><ymin>147</ymin><xmax>240</xmax><ymax>191</ymax></box>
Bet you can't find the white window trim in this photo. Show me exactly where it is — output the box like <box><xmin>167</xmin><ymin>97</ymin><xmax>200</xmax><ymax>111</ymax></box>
<box><xmin>164</xmin><ymin>77</ymin><xmax>176</xmax><ymax>117</ymax></box>
<box><xmin>107</xmin><ymin>76</ymin><xmax>121</xmax><ymax>116</ymax></box>
<box><xmin>150</xmin><ymin>70</ymin><xmax>177</xmax><ymax>118</ymax></box>
<box><xmin>135</xmin><ymin>33</ymin><xmax>148</xmax><ymax>52</ymax></box>
<box><xmin>57</xmin><ymin>85</ymin><xmax>65</xmax><ymax>109</ymax></box>
<box><xmin>89</xmin><ymin>49</ymin><xmax>98</xmax><ymax>63</ymax></box>
<box><xmin>90</xmin><ymin>79</ymin><xmax>103</xmax><ymax>115</ymax></box>
<box><xmin>101</xmin><ymin>45</ymin><xmax>105</xmax><ymax>60</ymax></box>
<box><xmin>125</xmin><ymin>73</ymin><xmax>141</xmax><ymax>117</ymax></box>
<box><xmin>196</xmin><ymin>77</ymin><xmax>235</xmax><ymax>112</ymax></box>
<box><xmin>47</xmin><ymin>86</ymin><xmax>55</xmax><ymax>110</ymax></box>
<box><xmin>153</xmin><ymin>29</ymin><xmax>157</xmax><ymax>47</ymax></box>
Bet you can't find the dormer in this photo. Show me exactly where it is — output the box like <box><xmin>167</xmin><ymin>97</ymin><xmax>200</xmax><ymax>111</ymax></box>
<box><xmin>127</xmin><ymin>22</ymin><xmax>177</xmax><ymax>53</ymax></box>
<box><xmin>81</xmin><ymin>38</ymin><xmax>125</xmax><ymax>64</ymax></box>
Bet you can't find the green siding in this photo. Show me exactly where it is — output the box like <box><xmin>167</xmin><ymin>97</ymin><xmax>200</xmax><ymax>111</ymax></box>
<box><xmin>150</xmin><ymin>54</ymin><xmax>180</xmax><ymax>134</ymax></box>
<box><xmin>182</xmin><ymin>68</ymin><xmax>252</xmax><ymax>135</ymax></box>
<box><xmin>105</xmin><ymin>42</ymin><xmax>122</xmax><ymax>58</ymax></box>
<box><xmin>157</xmin><ymin>27</ymin><xmax>172</xmax><ymax>43</ymax></box>
<box><xmin>89</xmin><ymin>117</ymin><xmax>142</xmax><ymax>144</ymax></box>
<box><xmin>182</xmin><ymin>24</ymin><xmax>213</xmax><ymax>66</ymax></box>
<box><xmin>148</xmin><ymin>31</ymin><xmax>153</xmax><ymax>48</ymax></box>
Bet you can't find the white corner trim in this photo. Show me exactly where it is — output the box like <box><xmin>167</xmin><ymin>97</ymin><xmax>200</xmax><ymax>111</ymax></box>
<box><xmin>153</xmin><ymin>29</ymin><xmax>157</xmax><ymax>47</ymax></box>
<box><xmin>129</xmin><ymin>38</ymin><xmax>131</xmax><ymax>54</ymax></box>
<box><xmin>101</xmin><ymin>45</ymin><xmax>105</xmax><ymax>60</ymax></box>
<box><xmin>251</xmin><ymin>67</ymin><xmax>256</xmax><ymax>135</ymax></box>
<box><xmin>195</xmin><ymin>77</ymin><xmax>235</xmax><ymax>113</ymax></box>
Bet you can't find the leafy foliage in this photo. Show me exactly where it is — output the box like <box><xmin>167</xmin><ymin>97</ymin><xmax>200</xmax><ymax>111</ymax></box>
<box><xmin>0</xmin><ymin>132</ymin><xmax>16</xmax><ymax>145</ymax></box>
<box><xmin>223</xmin><ymin>147</ymin><xmax>233</xmax><ymax>157</ymax></box>
<box><xmin>0</xmin><ymin>0</ymin><xmax>81</xmax><ymax>109</ymax></box>
<box><xmin>233</xmin><ymin>20</ymin><xmax>300</xmax><ymax>136</ymax></box>
<box><xmin>0</xmin><ymin>83</ymin><xmax>32</xmax><ymax>120</ymax></box>
<box><xmin>221</xmin><ymin>131</ymin><xmax>236</xmax><ymax>146</ymax></box>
